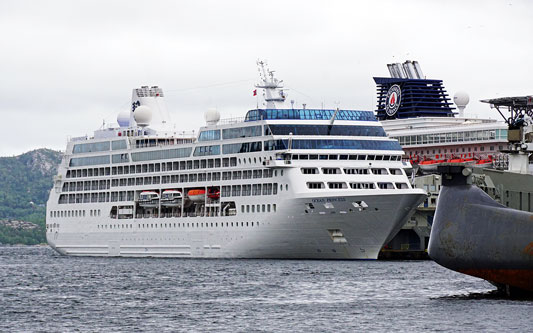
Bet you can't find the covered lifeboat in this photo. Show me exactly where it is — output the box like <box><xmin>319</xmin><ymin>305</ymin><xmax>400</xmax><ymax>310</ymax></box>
<box><xmin>188</xmin><ymin>189</ymin><xmax>206</xmax><ymax>202</ymax></box>
<box><xmin>161</xmin><ymin>190</ymin><xmax>182</xmax><ymax>207</ymax></box>
<box><xmin>138</xmin><ymin>191</ymin><xmax>159</xmax><ymax>208</ymax></box>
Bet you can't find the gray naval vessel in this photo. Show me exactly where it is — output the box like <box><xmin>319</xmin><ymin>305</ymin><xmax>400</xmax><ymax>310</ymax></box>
<box><xmin>428</xmin><ymin>96</ymin><xmax>533</xmax><ymax>295</ymax></box>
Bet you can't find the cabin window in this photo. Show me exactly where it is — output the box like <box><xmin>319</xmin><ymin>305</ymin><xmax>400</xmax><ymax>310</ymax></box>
<box><xmin>301</xmin><ymin>168</ymin><xmax>319</xmax><ymax>174</ymax></box>
<box><xmin>322</xmin><ymin>168</ymin><xmax>341</xmax><ymax>174</ymax></box>
<box><xmin>390</xmin><ymin>168</ymin><xmax>403</xmax><ymax>175</ymax></box>
<box><xmin>371</xmin><ymin>168</ymin><xmax>388</xmax><ymax>175</ymax></box>
<box><xmin>378</xmin><ymin>182</ymin><xmax>394</xmax><ymax>189</ymax></box>
<box><xmin>328</xmin><ymin>182</ymin><xmax>347</xmax><ymax>189</ymax></box>
<box><xmin>307</xmin><ymin>182</ymin><xmax>324</xmax><ymax>189</ymax></box>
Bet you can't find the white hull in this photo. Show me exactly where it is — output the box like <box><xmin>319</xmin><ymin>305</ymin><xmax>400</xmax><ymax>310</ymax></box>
<box><xmin>47</xmin><ymin>192</ymin><xmax>424</xmax><ymax>259</ymax></box>
<box><xmin>46</xmin><ymin>82</ymin><xmax>426</xmax><ymax>260</ymax></box>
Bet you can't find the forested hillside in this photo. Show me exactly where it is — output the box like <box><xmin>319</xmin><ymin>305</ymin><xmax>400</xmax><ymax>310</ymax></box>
<box><xmin>0</xmin><ymin>149</ymin><xmax>62</xmax><ymax>244</ymax></box>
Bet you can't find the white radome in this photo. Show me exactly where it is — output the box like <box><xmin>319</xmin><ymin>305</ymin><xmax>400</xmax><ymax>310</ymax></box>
<box><xmin>205</xmin><ymin>108</ymin><xmax>220</xmax><ymax>125</ymax></box>
<box><xmin>134</xmin><ymin>105</ymin><xmax>152</xmax><ymax>127</ymax></box>
<box><xmin>454</xmin><ymin>91</ymin><xmax>470</xmax><ymax>107</ymax></box>
<box><xmin>117</xmin><ymin>110</ymin><xmax>130</xmax><ymax>127</ymax></box>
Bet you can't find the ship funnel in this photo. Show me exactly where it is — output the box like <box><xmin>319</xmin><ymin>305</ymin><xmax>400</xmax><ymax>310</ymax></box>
<box><xmin>413</xmin><ymin>61</ymin><xmax>424</xmax><ymax>79</ymax></box>
<box><xmin>403</xmin><ymin>60</ymin><xmax>418</xmax><ymax>79</ymax></box>
<box><xmin>394</xmin><ymin>63</ymin><xmax>407</xmax><ymax>78</ymax></box>
<box><xmin>387</xmin><ymin>60</ymin><xmax>425</xmax><ymax>79</ymax></box>
<box><xmin>129</xmin><ymin>86</ymin><xmax>172</xmax><ymax>132</ymax></box>
<box><xmin>388</xmin><ymin>63</ymin><xmax>404</xmax><ymax>78</ymax></box>
<box><xmin>387</xmin><ymin>64</ymin><xmax>396</xmax><ymax>78</ymax></box>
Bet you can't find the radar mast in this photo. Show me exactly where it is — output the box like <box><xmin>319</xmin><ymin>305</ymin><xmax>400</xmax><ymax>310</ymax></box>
<box><xmin>255</xmin><ymin>60</ymin><xmax>287</xmax><ymax>109</ymax></box>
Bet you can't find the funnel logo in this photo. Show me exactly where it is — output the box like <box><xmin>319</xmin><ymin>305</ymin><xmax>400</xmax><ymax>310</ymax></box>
<box><xmin>131</xmin><ymin>100</ymin><xmax>141</xmax><ymax>112</ymax></box>
<box><xmin>385</xmin><ymin>85</ymin><xmax>401</xmax><ymax>117</ymax></box>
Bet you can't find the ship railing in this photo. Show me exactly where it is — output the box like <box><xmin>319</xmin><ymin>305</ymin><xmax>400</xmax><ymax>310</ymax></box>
<box><xmin>160</xmin><ymin>213</ymin><xmax>182</xmax><ymax>218</ymax></box>
<box><xmin>263</xmin><ymin>159</ymin><xmax>292</xmax><ymax>167</ymax></box>
<box><xmin>218</xmin><ymin>116</ymin><xmax>246</xmax><ymax>125</ymax></box>
<box><xmin>134</xmin><ymin>213</ymin><xmax>161</xmax><ymax>219</ymax></box>
<box><xmin>71</xmin><ymin>135</ymin><xmax>89</xmax><ymax>142</ymax></box>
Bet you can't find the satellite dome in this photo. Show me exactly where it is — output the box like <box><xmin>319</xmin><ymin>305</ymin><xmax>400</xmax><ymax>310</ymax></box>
<box><xmin>204</xmin><ymin>108</ymin><xmax>220</xmax><ymax>125</ymax></box>
<box><xmin>454</xmin><ymin>91</ymin><xmax>470</xmax><ymax>107</ymax></box>
<box><xmin>117</xmin><ymin>110</ymin><xmax>130</xmax><ymax>127</ymax></box>
<box><xmin>134</xmin><ymin>105</ymin><xmax>152</xmax><ymax>127</ymax></box>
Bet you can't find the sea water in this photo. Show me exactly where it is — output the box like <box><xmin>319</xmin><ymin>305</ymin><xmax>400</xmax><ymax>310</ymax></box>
<box><xmin>1</xmin><ymin>246</ymin><xmax>531</xmax><ymax>332</ymax></box>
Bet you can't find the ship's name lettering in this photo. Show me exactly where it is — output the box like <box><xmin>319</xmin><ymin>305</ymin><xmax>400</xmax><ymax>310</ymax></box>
<box><xmin>311</xmin><ymin>198</ymin><xmax>346</xmax><ymax>203</ymax></box>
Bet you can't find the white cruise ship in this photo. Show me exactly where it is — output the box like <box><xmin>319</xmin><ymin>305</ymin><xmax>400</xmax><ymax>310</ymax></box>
<box><xmin>46</xmin><ymin>61</ymin><xmax>426</xmax><ymax>259</ymax></box>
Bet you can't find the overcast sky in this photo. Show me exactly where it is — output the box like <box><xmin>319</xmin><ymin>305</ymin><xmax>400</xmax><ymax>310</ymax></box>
<box><xmin>1</xmin><ymin>0</ymin><xmax>531</xmax><ymax>156</ymax></box>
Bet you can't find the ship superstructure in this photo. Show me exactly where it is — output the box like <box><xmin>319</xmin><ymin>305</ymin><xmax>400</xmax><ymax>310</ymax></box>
<box><xmin>374</xmin><ymin>61</ymin><xmax>508</xmax><ymax>255</ymax></box>
<box><xmin>378</xmin><ymin>61</ymin><xmax>508</xmax><ymax>172</ymax></box>
<box><xmin>45</xmin><ymin>61</ymin><xmax>425</xmax><ymax>259</ymax></box>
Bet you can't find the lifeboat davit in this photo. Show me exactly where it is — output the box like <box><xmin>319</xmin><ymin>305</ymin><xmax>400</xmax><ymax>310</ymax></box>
<box><xmin>161</xmin><ymin>190</ymin><xmax>182</xmax><ymax>207</ymax></box>
<box><xmin>188</xmin><ymin>189</ymin><xmax>206</xmax><ymax>202</ymax></box>
<box><xmin>138</xmin><ymin>191</ymin><xmax>160</xmax><ymax>208</ymax></box>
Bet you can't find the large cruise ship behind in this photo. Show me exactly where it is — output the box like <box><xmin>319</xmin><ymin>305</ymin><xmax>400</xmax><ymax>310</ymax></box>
<box><xmin>46</xmin><ymin>61</ymin><xmax>425</xmax><ymax>259</ymax></box>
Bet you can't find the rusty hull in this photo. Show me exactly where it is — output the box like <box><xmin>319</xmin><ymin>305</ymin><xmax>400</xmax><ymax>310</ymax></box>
<box><xmin>428</xmin><ymin>183</ymin><xmax>533</xmax><ymax>292</ymax></box>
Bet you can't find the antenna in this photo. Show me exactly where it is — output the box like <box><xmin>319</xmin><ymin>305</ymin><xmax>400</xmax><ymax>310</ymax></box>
<box><xmin>255</xmin><ymin>60</ymin><xmax>287</xmax><ymax>109</ymax></box>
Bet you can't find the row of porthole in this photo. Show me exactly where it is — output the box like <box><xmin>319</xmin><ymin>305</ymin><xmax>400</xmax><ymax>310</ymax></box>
<box><xmin>240</xmin><ymin>203</ymin><xmax>277</xmax><ymax>214</ymax></box>
<box><xmin>97</xmin><ymin>221</ymin><xmax>260</xmax><ymax>230</ymax></box>
<box><xmin>50</xmin><ymin>209</ymin><xmax>101</xmax><ymax>218</ymax></box>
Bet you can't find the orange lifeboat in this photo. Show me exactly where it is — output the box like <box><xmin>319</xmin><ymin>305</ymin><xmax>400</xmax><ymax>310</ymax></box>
<box><xmin>188</xmin><ymin>189</ymin><xmax>206</xmax><ymax>202</ymax></box>
<box><xmin>419</xmin><ymin>159</ymin><xmax>446</xmax><ymax>172</ymax></box>
<box><xmin>475</xmin><ymin>158</ymin><xmax>493</xmax><ymax>168</ymax></box>
<box><xmin>207</xmin><ymin>187</ymin><xmax>220</xmax><ymax>200</ymax></box>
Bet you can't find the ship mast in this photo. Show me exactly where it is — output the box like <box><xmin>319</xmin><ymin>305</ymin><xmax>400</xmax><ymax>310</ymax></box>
<box><xmin>255</xmin><ymin>60</ymin><xmax>287</xmax><ymax>109</ymax></box>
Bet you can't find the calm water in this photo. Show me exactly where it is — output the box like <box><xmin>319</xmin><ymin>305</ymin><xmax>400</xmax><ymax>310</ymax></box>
<box><xmin>1</xmin><ymin>247</ymin><xmax>531</xmax><ymax>332</ymax></box>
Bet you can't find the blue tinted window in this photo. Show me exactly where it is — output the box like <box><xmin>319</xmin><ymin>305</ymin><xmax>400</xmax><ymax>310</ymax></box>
<box><xmin>73</xmin><ymin>141</ymin><xmax>110</xmax><ymax>154</ymax></box>
<box><xmin>263</xmin><ymin>139</ymin><xmax>401</xmax><ymax>151</ymax></box>
<box><xmin>222</xmin><ymin>126</ymin><xmax>262</xmax><ymax>139</ymax></box>
<box><xmin>112</xmin><ymin>153</ymin><xmax>129</xmax><ymax>163</ymax></box>
<box><xmin>193</xmin><ymin>145</ymin><xmax>220</xmax><ymax>156</ymax></box>
<box><xmin>245</xmin><ymin>109</ymin><xmax>376</xmax><ymax>122</ymax></box>
<box><xmin>131</xmin><ymin>147</ymin><xmax>192</xmax><ymax>162</ymax></box>
<box><xmin>70</xmin><ymin>155</ymin><xmax>110</xmax><ymax>166</ymax></box>
<box><xmin>266</xmin><ymin>125</ymin><xmax>386</xmax><ymax>137</ymax></box>
<box><xmin>198</xmin><ymin>130</ymin><xmax>221</xmax><ymax>141</ymax></box>
<box><xmin>290</xmin><ymin>139</ymin><xmax>402</xmax><ymax>151</ymax></box>
<box><xmin>111</xmin><ymin>140</ymin><xmax>127</xmax><ymax>150</ymax></box>
<box><xmin>223</xmin><ymin>141</ymin><xmax>262</xmax><ymax>154</ymax></box>
<box><xmin>264</xmin><ymin>140</ymin><xmax>288</xmax><ymax>151</ymax></box>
